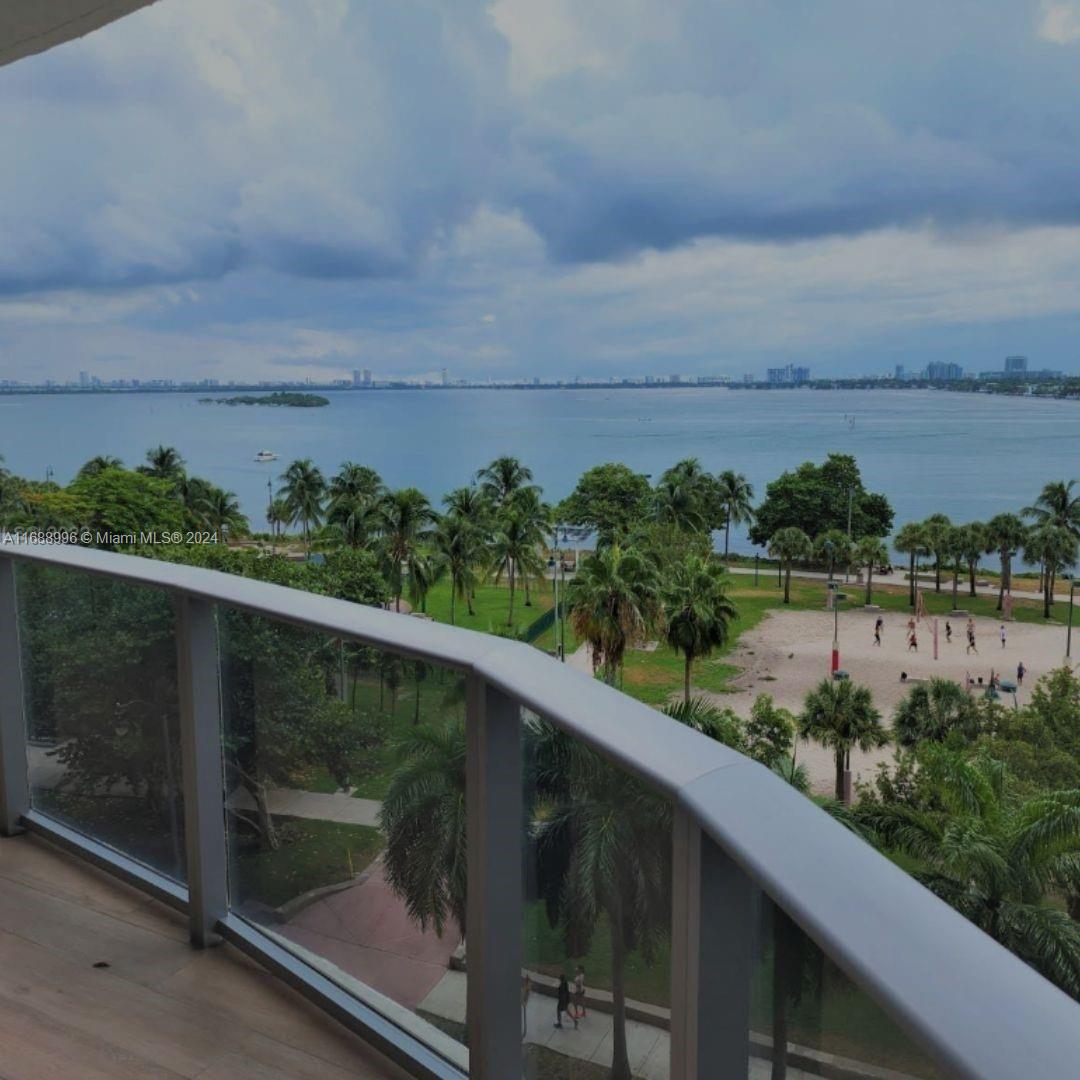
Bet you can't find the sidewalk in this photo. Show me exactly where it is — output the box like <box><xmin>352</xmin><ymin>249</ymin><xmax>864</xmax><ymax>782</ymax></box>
<box><xmin>228</xmin><ymin>785</ymin><xmax>381</xmax><ymax>826</ymax></box>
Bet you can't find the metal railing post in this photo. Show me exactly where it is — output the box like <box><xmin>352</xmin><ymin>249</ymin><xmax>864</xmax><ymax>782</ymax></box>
<box><xmin>670</xmin><ymin>808</ymin><xmax>757</xmax><ymax>1078</ymax></box>
<box><xmin>465</xmin><ymin>676</ymin><xmax>522</xmax><ymax>1078</ymax></box>
<box><xmin>0</xmin><ymin>557</ymin><xmax>30</xmax><ymax>836</ymax></box>
<box><xmin>175</xmin><ymin>595</ymin><xmax>228</xmax><ymax>947</ymax></box>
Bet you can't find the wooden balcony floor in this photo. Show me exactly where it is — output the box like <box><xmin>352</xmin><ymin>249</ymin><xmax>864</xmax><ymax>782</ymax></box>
<box><xmin>0</xmin><ymin>832</ymin><xmax>410</xmax><ymax>1079</ymax></box>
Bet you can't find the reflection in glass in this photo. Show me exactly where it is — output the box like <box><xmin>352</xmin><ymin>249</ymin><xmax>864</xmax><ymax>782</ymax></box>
<box><xmin>216</xmin><ymin>608</ymin><xmax>468</xmax><ymax>1065</ymax></box>
<box><xmin>17</xmin><ymin>564</ymin><xmax>186</xmax><ymax>881</ymax></box>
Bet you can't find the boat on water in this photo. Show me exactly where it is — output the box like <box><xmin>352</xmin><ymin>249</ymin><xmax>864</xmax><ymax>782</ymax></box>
<box><xmin>254</xmin><ymin>450</ymin><xmax>279</xmax><ymax>462</ymax></box>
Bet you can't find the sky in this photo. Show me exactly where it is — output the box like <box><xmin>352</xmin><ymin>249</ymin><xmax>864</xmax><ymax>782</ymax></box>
<box><xmin>3</xmin><ymin>0</ymin><xmax>1080</xmax><ymax>383</ymax></box>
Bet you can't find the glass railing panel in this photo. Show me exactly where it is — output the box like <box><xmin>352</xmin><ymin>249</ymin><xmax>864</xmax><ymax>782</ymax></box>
<box><xmin>15</xmin><ymin>563</ymin><xmax>187</xmax><ymax>882</ymax></box>
<box><xmin>216</xmin><ymin>606</ymin><xmax>469</xmax><ymax>1067</ymax></box>
<box><xmin>750</xmin><ymin>895</ymin><xmax>949</xmax><ymax>1079</ymax></box>
<box><xmin>521</xmin><ymin>708</ymin><xmax>673</xmax><ymax>1080</ymax></box>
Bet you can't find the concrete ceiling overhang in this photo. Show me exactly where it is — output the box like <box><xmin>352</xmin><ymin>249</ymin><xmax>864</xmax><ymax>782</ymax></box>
<box><xmin>0</xmin><ymin>1</ymin><xmax>157</xmax><ymax>68</ymax></box>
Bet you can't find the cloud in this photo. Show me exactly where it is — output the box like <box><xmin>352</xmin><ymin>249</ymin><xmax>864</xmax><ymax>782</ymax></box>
<box><xmin>1038</xmin><ymin>3</ymin><xmax>1080</xmax><ymax>42</ymax></box>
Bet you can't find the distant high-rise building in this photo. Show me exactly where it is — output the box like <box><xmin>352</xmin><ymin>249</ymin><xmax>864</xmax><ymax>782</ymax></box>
<box><xmin>766</xmin><ymin>364</ymin><xmax>810</xmax><ymax>385</ymax></box>
<box><xmin>441</xmin><ymin>367</ymin><xmax>449</xmax><ymax>386</ymax></box>
<box><xmin>926</xmin><ymin>361</ymin><xmax>964</xmax><ymax>381</ymax></box>
<box><xmin>352</xmin><ymin>369</ymin><xmax>363</xmax><ymax>386</ymax></box>
<box><xmin>1005</xmin><ymin>355</ymin><xmax>1028</xmax><ymax>374</ymax></box>
<box><xmin>669</xmin><ymin>374</ymin><xmax>681</xmax><ymax>384</ymax></box>
<box><xmin>362</xmin><ymin>368</ymin><xmax>373</xmax><ymax>386</ymax></box>
<box><xmin>894</xmin><ymin>364</ymin><xmax>905</xmax><ymax>381</ymax></box>
<box><xmin>79</xmin><ymin>370</ymin><xmax>89</xmax><ymax>387</ymax></box>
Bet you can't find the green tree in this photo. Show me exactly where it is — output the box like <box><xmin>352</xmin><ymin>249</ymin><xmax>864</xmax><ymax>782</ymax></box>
<box><xmin>859</xmin><ymin>747</ymin><xmax>1080</xmax><ymax>998</ymax></box>
<box><xmin>921</xmin><ymin>513</ymin><xmax>953</xmax><ymax>594</ymax></box>
<box><xmin>652</xmin><ymin>475</ymin><xmax>707</xmax><ymax>533</ymax></box>
<box><xmin>749</xmin><ymin>454</ymin><xmax>893</xmax><ymax>546</ymax></box>
<box><xmin>432</xmin><ymin>514</ymin><xmax>483</xmax><ymax>624</ymax></box>
<box><xmin>76</xmin><ymin>455</ymin><xmax>124</xmax><ymax>479</ymax></box>
<box><xmin>813</xmin><ymin>529</ymin><xmax>852</xmax><ymax>583</ymax></box>
<box><xmin>378</xmin><ymin>488</ymin><xmax>436</xmax><ymax>612</ymax></box>
<box><xmin>956</xmin><ymin>521</ymin><xmax>988</xmax><ymax>599</ymax></box>
<box><xmin>799</xmin><ymin>678</ymin><xmax>887</xmax><ymax>801</ymax></box>
<box><xmin>768</xmin><ymin>527</ymin><xmax>811</xmax><ymax>604</ymax></box>
<box><xmin>1024</xmin><ymin>479</ymin><xmax>1080</xmax><ymax>538</ymax></box>
<box><xmin>662</xmin><ymin>555</ymin><xmax>738</xmax><ymax>702</ymax></box>
<box><xmin>716</xmin><ymin>469</ymin><xmax>755</xmax><ymax>560</ymax></box>
<box><xmin>328</xmin><ymin>462</ymin><xmax>384</xmax><ymax>502</ymax></box>
<box><xmin>200</xmin><ymin>486</ymin><xmax>248</xmax><ymax>539</ymax></box>
<box><xmin>894</xmin><ymin>521</ymin><xmax>927</xmax><ymax>608</ymax></box>
<box><xmin>557</xmin><ymin>462</ymin><xmax>652</xmax><ymax>544</ymax></box>
<box><xmin>893</xmin><ymin>678</ymin><xmax>983</xmax><ymax>747</ymax></box>
<box><xmin>67</xmin><ymin>467</ymin><xmax>185</xmax><ymax>546</ymax></box>
<box><xmin>489</xmin><ymin>502</ymin><xmax>545</xmax><ymax>626</ymax></box>
<box><xmin>137</xmin><ymin>445</ymin><xmax>186</xmax><ymax>482</ymax></box>
<box><xmin>744</xmin><ymin>693</ymin><xmax>797</xmax><ymax>770</ymax></box>
<box><xmin>985</xmin><ymin>513</ymin><xmax>1028</xmax><ymax>611</ymax></box>
<box><xmin>1025</xmin><ymin>524</ymin><xmax>1078</xmax><ymax>619</ymax></box>
<box><xmin>278</xmin><ymin>459</ymin><xmax>326</xmax><ymax>553</ymax></box>
<box><xmin>567</xmin><ymin>545</ymin><xmax>663</xmax><ymax>684</ymax></box>
<box><xmin>852</xmin><ymin>536</ymin><xmax>888</xmax><ymax>605</ymax></box>
<box><xmin>476</xmin><ymin>455</ymin><xmax>536</xmax><ymax>507</ymax></box>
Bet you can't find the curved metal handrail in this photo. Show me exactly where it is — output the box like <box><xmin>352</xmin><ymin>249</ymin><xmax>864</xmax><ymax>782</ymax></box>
<box><xmin>4</xmin><ymin>542</ymin><xmax>1080</xmax><ymax>1078</ymax></box>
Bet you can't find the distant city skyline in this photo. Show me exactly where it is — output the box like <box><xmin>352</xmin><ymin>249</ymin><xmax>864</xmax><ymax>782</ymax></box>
<box><xmin>4</xmin><ymin>2</ymin><xmax>1080</xmax><ymax>383</ymax></box>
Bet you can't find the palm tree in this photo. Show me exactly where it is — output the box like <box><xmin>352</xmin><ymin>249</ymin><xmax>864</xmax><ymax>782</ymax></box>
<box><xmin>202</xmin><ymin>487</ymin><xmax>248</xmax><ymax>540</ymax></box>
<box><xmin>277</xmin><ymin>459</ymin><xmax>326</xmax><ymax>554</ymax></box>
<box><xmin>799</xmin><ymin>678</ymin><xmax>887</xmax><ymax>801</ymax></box>
<box><xmin>567</xmin><ymin>545</ymin><xmax>662</xmax><ymax>683</ymax></box>
<box><xmin>266</xmin><ymin>498</ymin><xmax>290</xmax><ymax>550</ymax></box>
<box><xmin>405</xmin><ymin>549</ymin><xmax>442</xmax><ymax>614</ymax></box>
<box><xmin>325</xmin><ymin>493</ymin><xmax>381</xmax><ymax>549</ymax></box>
<box><xmin>663</xmin><ymin>556</ymin><xmax>738</xmax><ymax>703</ymax></box>
<box><xmin>489</xmin><ymin>504</ymin><xmax>545</xmax><ymax>627</ymax></box>
<box><xmin>652</xmin><ymin>476</ymin><xmax>707</xmax><ymax>533</ymax></box>
<box><xmin>378</xmin><ymin>488</ymin><xmax>436</xmax><ymax>612</ymax></box>
<box><xmin>76</xmin><ymin>455</ymin><xmax>123</xmax><ymax>479</ymax></box>
<box><xmin>532</xmin><ymin>723</ymin><xmax>671</xmax><ymax>1080</ymax></box>
<box><xmin>138</xmin><ymin>445</ymin><xmax>186</xmax><ymax>482</ymax></box>
<box><xmin>328</xmin><ymin>461</ymin><xmax>384</xmax><ymax>502</ymax></box>
<box><xmin>985</xmin><ymin>513</ymin><xmax>1027</xmax><ymax>611</ymax></box>
<box><xmin>858</xmin><ymin>747</ymin><xmax>1080</xmax><ymax>998</ymax></box>
<box><xmin>813</xmin><ymin>529</ymin><xmax>852</xmax><ymax>584</ymax></box>
<box><xmin>946</xmin><ymin>524</ymin><xmax>965</xmax><ymax>610</ymax></box>
<box><xmin>508</xmin><ymin>487</ymin><xmax>553</xmax><ymax>607</ymax></box>
<box><xmin>432</xmin><ymin>514</ymin><xmax>483</xmax><ymax>624</ymax></box>
<box><xmin>921</xmin><ymin>513</ymin><xmax>952</xmax><ymax>594</ymax></box>
<box><xmin>956</xmin><ymin>521</ymin><xmax>988</xmax><ymax>599</ymax></box>
<box><xmin>894</xmin><ymin>522</ymin><xmax>927</xmax><ymax>608</ymax></box>
<box><xmin>476</xmin><ymin>456</ymin><xmax>535</xmax><ymax>507</ymax></box>
<box><xmin>768</xmin><ymin>527</ymin><xmax>812</xmax><ymax>604</ymax></box>
<box><xmin>1024</xmin><ymin>479</ymin><xmax>1080</xmax><ymax>539</ymax></box>
<box><xmin>892</xmin><ymin>678</ymin><xmax>982</xmax><ymax>746</ymax></box>
<box><xmin>443</xmin><ymin>485</ymin><xmax>492</xmax><ymax>523</ymax></box>
<box><xmin>379</xmin><ymin>721</ymin><xmax>467</xmax><ymax>940</ymax></box>
<box><xmin>1025</xmin><ymin>523</ymin><xmax>1079</xmax><ymax>619</ymax></box>
<box><xmin>716</xmin><ymin>470</ymin><xmax>754</xmax><ymax>561</ymax></box>
<box><xmin>852</xmin><ymin>536</ymin><xmax>888</xmax><ymax>605</ymax></box>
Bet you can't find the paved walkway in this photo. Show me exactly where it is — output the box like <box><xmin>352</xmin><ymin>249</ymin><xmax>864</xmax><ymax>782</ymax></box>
<box><xmin>228</xmin><ymin>785</ymin><xmax>381</xmax><ymax>826</ymax></box>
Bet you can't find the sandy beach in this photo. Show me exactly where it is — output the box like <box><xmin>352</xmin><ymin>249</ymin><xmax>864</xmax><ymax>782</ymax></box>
<box><xmin>717</xmin><ymin>606</ymin><xmax>1071</xmax><ymax>796</ymax></box>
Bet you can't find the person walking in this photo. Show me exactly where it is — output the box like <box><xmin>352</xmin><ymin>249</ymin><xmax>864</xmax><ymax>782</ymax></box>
<box><xmin>1017</xmin><ymin>661</ymin><xmax>1026</xmax><ymax>688</ymax></box>
<box><xmin>1000</xmin><ymin>624</ymin><xmax>1007</xmax><ymax>649</ymax></box>
<box><xmin>945</xmin><ymin>620</ymin><xmax>953</xmax><ymax>643</ymax></box>
<box><xmin>907</xmin><ymin>630</ymin><xmax>918</xmax><ymax>652</ymax></box>
<box><xmin>554</xmin><ymin>974</ymin><xmax>575</xmax><ymax>1029</ymax></box>
<box><xmin>967</xmin><ymin>628</ymin><xmax>978</xmax><ymax>655</ymax></box>
<box><xmin>572</xmin><ymin>965</ymin><xmax>587</xmax><ymax>1021</ymax></box>
<box><xmin>873</xmin><ymin>624</ymin><xmax>882</xmax><ymax>647</ymax></box>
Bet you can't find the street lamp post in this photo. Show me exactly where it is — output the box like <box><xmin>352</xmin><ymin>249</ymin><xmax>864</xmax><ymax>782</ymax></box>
<box><xmin>1067</xmin><ymin>577</ymin><xmax>1076</xmax><ymax>664</ymax></box>
<box><xmin>843</xmin><ymin>487</ymin><xmax>853</xmax><ymax>582</ymax></box>
<box><xmin>829</xmin><ymin>581</ymin><xmax>841</xmax><ymax>674</ymax></box>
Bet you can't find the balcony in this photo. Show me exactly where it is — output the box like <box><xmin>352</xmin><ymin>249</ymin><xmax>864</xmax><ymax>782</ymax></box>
<box><xmin>1</xmin><ymin>543</ymin><xmax>1078</xmax><ymax>1079</ymax></box>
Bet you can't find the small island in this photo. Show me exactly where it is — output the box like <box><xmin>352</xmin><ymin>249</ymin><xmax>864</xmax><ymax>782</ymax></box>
<box><xmin>200</xmin><ymin>391</ymin><xmax>330</xmax><ymax>408</ymax></box>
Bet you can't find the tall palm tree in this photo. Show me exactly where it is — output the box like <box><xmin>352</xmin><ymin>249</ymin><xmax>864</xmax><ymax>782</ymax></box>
<box><xmin>379</xmin><ymin>721</ymin><xmax>467</xmax><ymax>940</ymax></box>
<box><xmin>328</xmin><ymin>461</ymin><xmax>384</xmax><ymax>502</ymax></box>
<box><xmin>405</xmin><ymin>549</ymin><xmax>443</xmax><ymax>614</ymax></box>
<box><xmin>567</xmin><ymin>545</ymin><xmax>663</xmax><ymax>683</ymax></box>
<box><xmin>442</xmin><ymin>485</ymin><xmax>492</xmax><ymax>523</ymax></box>
<box><xmin>475</xmin><ymin>456</ymin><xmax>535</xmax><ymax>507</ymax></box>
<box><xmin>921</xmin><ymin>513</ymin><xmax>952</xmax><ymax>594</ymax></box>
<box><xmin>532</xmin><ymin>723</ymin><xmax>671</xmax><ymax>1080</ymax></box>
<box><xmin>663</xmin><ymin>555</ymin><xmax>738</xmax><ymax>703</ymax></box>
<box><xmin>799</xmin><ymin>677</ymin><xmax>887</xmax><ymax>801</ymax></box>
<box><xmin>378</xmin><ymin>488</ymin><xmax>436</xmax><ymax>612</ymax></box>
<box><xmin>716</xmin><ymin>470</ymin><xmax>754</xmax><ymax>561</ymax></box>
<box><xmin>946</xmin><ymin>524</ymin><xmax>965</xmax><ymax>609</ymax></box>
<box><xmin>1025</xmin><ymin>523</ymin><xmax>1078</xmax><ymax>619</ymax></box>
<box><xmin>277</xmin><ymin>459</ymin><xmax>326</xmax><ymax>554</ymax></box>
<box><xmin>956</xmin><ymin>522</ymin><xmax>988</xmax><ymax>599</ymax></box>
<box><xmin>894</xmin><ymin>522</ymin><xmax>927</xmax><ymax>608</ymax></box>
<box><xmin>892</xmin><ymin>678</ymin><xmax>982</xmax><ymax>746</ymax></box>
<box><xmin>852</xmin><ymin>536</ymin><xmax>888</xmax><ymax>605</ymax></box>
<box><xmin>859</xmin><ymin>747</ymin><xmax>1080</xmax><ymax>998</ymax></box>
<box><xmin>652</xmin><ymin>476</ymin><xmax>707</xmax><ymax>533</ymax></box>
<box><xmin>489</xmin><ymin>504</ymin><xmax>545</xmax><ymax>626</ymax></box>
<box><xmin>508</xmin><ymin>487</ymin><xmax>553</xmax><ymax>607</ymax></box>
<box><xmin>768</xmin><ymin>527</ymin><xmax>812</xmax><ymax>604</ymax></box>
<box><xmin>266</xmin><ymin>498</ymin><xmax>290</xmax><ymax>550</ymax></box>
<box><xmin>985</xmin><ymin>513</ymin><xmax>1027</xmax><ymax>611</ymax></box>
<box><xmin>813</xmin><ymin>529</ymin><xmax>852</xmax><ymax>584</ymax></box>
<box><xmin>432</xmin><ymin>514</ymin><xmax>483</xmax><ymax>623</ymax></box>
<box><xmin>325</xmin><ymin>493</ymin><xmax>381</xmax><ymax>549</ymax></box>
<box><xmin>138</xmin><ymin>445</ymin><xmax>186</xmax><ymax>482</ymax></box>
<box><xmin>1024</xmin><ymin>479</ymin><xmax>1080</xmax><ymax>539</ymax></box>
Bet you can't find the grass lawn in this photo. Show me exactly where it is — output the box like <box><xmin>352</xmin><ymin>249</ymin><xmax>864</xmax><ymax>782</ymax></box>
<box><xmin>422</xmin><ymin>578</ymin><xmax>555</xmax><ymax>636</ymax></box>
<box><xmin>231</xmin><ymin>815</ymin><xmax>383</xmax><ymax>910</ymax></box>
